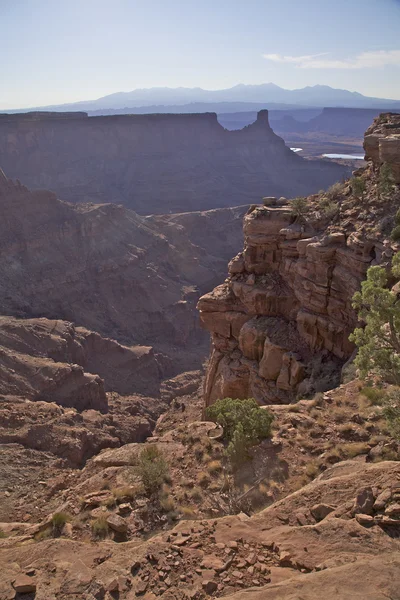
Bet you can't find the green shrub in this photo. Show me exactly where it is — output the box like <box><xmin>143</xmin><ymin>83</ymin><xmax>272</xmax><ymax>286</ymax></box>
<box><xmin>379</xmin><ymin>162</ymin><xmax>394</xmax><ymax>197</ymax></box>
<box><xmin>325</xmin><ymin>182</ymin><xmax>344</xmax><ymax>201</ymax></box>
<box><xmin>206</xmin><ymin>398</ymin><xmax>274</xmax><ymax>469</ymax></box>
<box><xmin>391</xmin><ymin>225</ymin><xmax>400</xmax><ymax>241</ymax></box>
<box><xmin>0</xmin><ymin>529</ymin><xmax>6</xmax><ymax>539</ymax></box>
<box><xmin>319</xmin><ymin>198</ymin><xmax>339</xmax><ymax>219</ymax></box>
<box><xmin>351</xmin><ymin>177</ymin><xmax>366</xmax><ymax>198</ymax></box>
<box><xmin>350</xmin><ymin>255</ymin><xmax>400</xmax><ymax>384</ymax></box>
<box><xmin>138</xmin><ymin>445</ymin><xmax>170</xmax><ymax>496</ymax></box>
<box><xmin>360</xmin><ymin>386</ymin><xmax>386</xmax><ymax>405</ymax></box>
<box><xmin>382</xmin><ymin>389</ymin><xmax>400</xmax><ymax>440</ymax></box>
<box><xmin>91</xmin><ymin>516</ymin><xmax>109</xmax><ymax>539</ymax></box>
<box><xmin>289</xmin><ymin>196</ymin><xmax>309</xmax><ymax>218</ymax></box>
<box><xmin>51</xmin><ymin>512</ymin><xmax>69</xmax><ymax>535</ymax></box>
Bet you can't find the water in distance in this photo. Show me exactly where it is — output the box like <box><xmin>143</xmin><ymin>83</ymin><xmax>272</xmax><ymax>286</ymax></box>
<box><xmin>322</xmin><ymin>153</ymin><xmax>365</xmax><ymax>160</ymax></box>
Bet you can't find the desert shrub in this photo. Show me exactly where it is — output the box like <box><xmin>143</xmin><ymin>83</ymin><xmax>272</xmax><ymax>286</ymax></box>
<box><xmin>189</xmin><ymin>487</ymin><xmax>203</xmax><ymax>502</ymax></box>
<box><xmin>207</xmin><ymin>459</ymin><xmax>223</xmax><ymax>475</ymax></box>
<box><xmin>351</xmin><ymin>176</ymin><xmax>366</xmax><ymax>198</ymax></box>
<box><xmin>289</xmin><ymin>196</ymin><xmax>309</xmax><ymax>218</ymax></box>
<box><xmin>379</xmin><ymin>162</ymin><xmax>394</xmax><ymax>197</ymax></box>
<box><xmin>179</xmin><ymin>505</ymin><xmax>196</xmax><ymax>518</ymax></box>
<box><xmin>382</xmin><ymin>389</ymin><xmax>400</xmax><ymax>440</ymax></box>
<box><xmin>0</xmin><ymin>529</ymin><xmax>6</xmax><ymax>539</ymax></box>
<box><xmin>51</xmin><ymin>512</ymin><xmax>69</xmax><ymax>535</ymax></box>
<box><xmin>137</xmin><ymin>445</ymin><xmax>170</xmax><ymax>496</ymax></box>
<box><xmin>207</xmin><ymin>398</ymin><xmax>273</xmax><ymax>469</ymax></box>
<box><xmin>197</xmin><ymin>471</ymin><xmax>211</xmax><ymax>488</ymax></box>
<box><xmin>391</xmin><ymin>225</ymin><xmax>400</xmax><ymax>241</ymax></box>
<box><xmin>360</xmin><ymin>386</ymin><xmax>386</xmax><ymax>405</ymax></box>
<box><xmin>112</xmin><ymin>486</ymin><xmax>137</xmax><ymax>503</ymax></box>
<box><xmin>206</xmin><ymin>398</ymin><xmax>273</xmax><ymax>445</ymax></box>
<box><xmin>319</xmin><ymin>198</ymin><xmax>339</xmax><ymax>219</ymax></box>
<box><xmin>159</xmin><ymin>493</ymin><xmax>176</xmax><ymax>512</ymax></box>
<box><xmin>91</xmin><ymin>516</ymin><xmax>109</xmax><ymax>539</ymax></box>
<box><xmin>325</xmin><ymin>181</ymin><xmax>344</xmax><ymax>201</ymax></box>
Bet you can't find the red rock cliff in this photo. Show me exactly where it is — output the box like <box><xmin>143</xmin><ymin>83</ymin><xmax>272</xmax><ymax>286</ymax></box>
<box><xmin>198</xmin><ymin>113</ymin><xmax>400</xmax><ymax>406</ymax></box>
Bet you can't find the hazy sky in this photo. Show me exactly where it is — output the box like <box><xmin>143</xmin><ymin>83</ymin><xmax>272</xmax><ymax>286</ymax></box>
<box><xmin>1</xmin><ymin>0</ymin><xmax>400</xmax><ymax>109</ymax></box>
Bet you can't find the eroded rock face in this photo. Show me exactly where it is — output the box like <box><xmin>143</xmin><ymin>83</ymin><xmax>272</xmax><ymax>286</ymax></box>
<box><xmin>0</xmin><ymin>316</ymin><xmax>162</xmax><ymax>405</ymax></box>
<box><xmin>364</xmin><ymin>112</ymin><xmax>400</xmax><ymax>183</ymax></box>
<box><xmin>0</xmin><ymin>111</ymin><xmax>347</xmax><ymax>213</ymax></box>
<box><xmin>199</xmin><ymin>114</ymin><xmax>400</xmax><ymax>406</ymax></box>
<box><xmin>198</xmin><ymin>205</ymin><xmax>381</xmax><ymax>405</ymax></box>
<box><xmin>0</xmin><ymin>171</ymin><xmax>246</xmax><ymax>374</ymax></box>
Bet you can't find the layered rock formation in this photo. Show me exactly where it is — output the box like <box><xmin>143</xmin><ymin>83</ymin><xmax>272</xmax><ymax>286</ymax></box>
<box><xmin>0</xmin><ymin>170</ymin><xmax>247</xmax><ymax>378</ymax></box>
<box><xmin>0</xmin><ymin>110</ymin><xmax>347</xmax><ymax>213</ymax></box>
<box><xmin>198</xmin><ymin>114</ymin><xmax>400</xmax><ymax>406</ymax></box>
<box><xmin>364</xmin><ymin>112</ymin><xmax>400</xmax><ymax>183</ymax></box>
<box><xmin>0</xmin><ymin>316</ymin><xmax>162</xmax><ymax>405</ymax></box>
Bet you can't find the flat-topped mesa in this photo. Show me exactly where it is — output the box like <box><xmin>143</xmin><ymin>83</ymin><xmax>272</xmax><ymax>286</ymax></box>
<box><xmin>364</xmin><ymin>112</ymin><xmax>400</xmax><ymax>183</ymax></box>
<box><xmin>0</xmin><ymin>109</ymin><xmax>347</xmax><ymax>213</ymax></box>
<box><xmin>198</xmin><ymin>203</ymin><xmax>385</xmax><ymax>406</ymax></box>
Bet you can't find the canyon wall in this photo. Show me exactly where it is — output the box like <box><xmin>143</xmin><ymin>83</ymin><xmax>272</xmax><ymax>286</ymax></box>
<box><xmin>0</xmin><ymin>110</ymin><xmax>347</xmax><ymax>213</ymax></box>
<box><xmin>198</xmin><ymin>113</ymin><xmax>400</xmax><ymax>406</ymax></box>
<box><xmin>0</xmin><ymin>170</ymin><xmax>247</xmax><ymax>382</ymax></box>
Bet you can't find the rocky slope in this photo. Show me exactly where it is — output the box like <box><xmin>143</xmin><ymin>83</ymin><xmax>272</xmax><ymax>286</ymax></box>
<box><xmin>0</xmin><ymin>111</ymin><xmax>348</xmax><ymax>213</ymax></box>
<box><xmin>198</xmin><ymin>113</ymin><xmax>400</xmax><ymax>407</ymax></box>
<box><xmin>0</xmin><ymin>170</ymin><xmax>247</xmax><ymax>375</ymax></box>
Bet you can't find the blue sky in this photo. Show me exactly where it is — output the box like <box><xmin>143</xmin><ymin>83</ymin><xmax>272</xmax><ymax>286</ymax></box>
<box><xmin>1</xmin><ymin>0</ymin><xmax>400</xmax><ymax>109</ymax></box>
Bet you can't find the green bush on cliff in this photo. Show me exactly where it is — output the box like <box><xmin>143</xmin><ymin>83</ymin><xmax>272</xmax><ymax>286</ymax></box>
<box><xmin>351</xmin><ymin>176</ymin><xmax>366</xmax><ymax>198</ymax></box>
<box><xmin>289</xmin><ymin>196</ymin><xmax>309</xmax><ymax>218</ymax></box>
<box><xmin>350</xmin><ymin>253</ymin><xmax>400</xmax><ymax>438</ymax></box>
<box><xmin>206</xmin><ymin>398</ymin><xmax>274</xmax><ymax>468</ymax></box>
<box><xmin>379</xmin><ymin>162</ymin><xmax>394</xmax><ymax>198</ymax></box>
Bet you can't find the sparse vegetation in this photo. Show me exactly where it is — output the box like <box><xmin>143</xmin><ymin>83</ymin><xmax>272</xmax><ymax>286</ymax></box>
<box><xmin>137</xmin><ymin>445</ymin><xmax>170</xmax><ymax>496</ymax></box>
<box><xmin>350</xmin><ymin>253</ymin><xmax>400</xmax><ymax>384</ymax></box>
<box><xmin>207</xmin><ymin>397</ymin><xmax>274</xmax><ymax>470</ymax></box>
<box><xmin>289</xmin><ymin>196</ymin><xmax>309</xmax><ymax>218</ymax></box>
<box><xmin>379</xmin><ymin>162</ymin><xmax>394</xmax><ymax>197</ymax></box>
<box><xmin>325</xmin><ymin>181</ymin><xmax>344</xmax><ymax>201</ymax></box>
<box><xmin>351</xmin><ymin>176</ymin><xmax>366</xmax><ymax>198</ymax></box>
<box><xmin>51</xmin><ymin>512</ymin><xmax>69</xmax><ymax>535</ymax></box>
<box><xmin>0</xmin><ymin>529</ymin><xmax>6</xmax><ymax>539</ymax></box>
<box><xmin>91</xmin><ymin>516</ymin><xmax>109</xmax><ymax>539</ymax></box>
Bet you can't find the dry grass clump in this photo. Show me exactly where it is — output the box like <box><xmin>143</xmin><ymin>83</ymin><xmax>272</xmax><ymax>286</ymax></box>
<box><xmin>179</xmin><ymin>505</ymin><xmax>196</xmax><ymax>518</ymax></box>
<box><xmin>189</xmin><ymin>487</ymin><xmax>203</xmax><ymax>502</ymax></box>
<box><xmin>111</xmin><ymin>486</ymin><xmax>137</xmax><ymax>503</ymax></box>
<box><xmin>197</xmin><ymin>471</ymin><xmax>211</xmax><ymax>488</ymax></box>
<box><xmin>207</xmin><ymin>459</ymin><xmax>223</xmax><ymax>475</ymax></box>
<box><xmin>91</xmin><ymin>516</ymin><xmax>109</xmax><ymax>539</ymax></box>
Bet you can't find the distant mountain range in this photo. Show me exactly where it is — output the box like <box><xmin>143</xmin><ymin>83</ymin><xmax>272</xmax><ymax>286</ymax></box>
<box><xmin>5</xmin><ymin>83</ymin><xmax>400</xmax><ymax>113</ymax></box>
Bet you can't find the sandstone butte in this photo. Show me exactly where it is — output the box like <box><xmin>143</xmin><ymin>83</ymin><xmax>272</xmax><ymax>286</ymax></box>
<box><xmin>0</xmin><ymin>112</ymin><xmax>400</xmax><ymax>599</ymax></box>
<box><xmin>0</xmin><ymin>110</ymin><xmax>347</xmax><ymax>213</ymax></box>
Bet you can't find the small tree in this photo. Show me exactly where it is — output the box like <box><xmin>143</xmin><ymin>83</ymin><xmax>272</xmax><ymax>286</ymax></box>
<box><xmin>206</xmin><ymin>398</ymin><xmax>274</xmax><ymax>469</ymax></box>
<box><xmin>350</xmin><ymin>255</ymin><xmax>400</xmax><ymax>384</ymax></box>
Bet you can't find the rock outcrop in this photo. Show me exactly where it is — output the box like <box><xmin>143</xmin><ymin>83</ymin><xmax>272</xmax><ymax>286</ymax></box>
<box><xmin>198</xmin><ymin>114</ymin><xmax>400</xmax><ymax>406</ymax></box>
<box><xmin>0</xmin><ymin>110</ymin><xmax>348</xmax><ymax>213</ymax></box>
<box><xmin>364</xmin><ymin>112</ymin><xmax>400</xmax><ymax>183</ymax></box>
<box><xmin>0</xmin><ymin>316</ymin><xmax>161</xmax><ymax>403</ymax></box>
